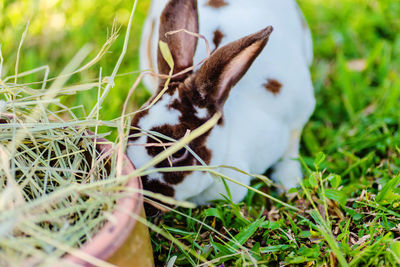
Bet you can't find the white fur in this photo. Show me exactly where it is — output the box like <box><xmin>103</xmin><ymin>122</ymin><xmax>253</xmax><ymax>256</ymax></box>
<box><xmin>138</xmin><ymin>93</ymin><xmax>181</xmax><ymax>130</ymax></box>
<box><xmin>194</xmin><ymin>106</ymin><xmax>208</xmax><ymax>119</ymax></box>
<box><xmin>133</xmin><ymin>0</ymin><xmax>316</xmax><ymax>204</ymax></box>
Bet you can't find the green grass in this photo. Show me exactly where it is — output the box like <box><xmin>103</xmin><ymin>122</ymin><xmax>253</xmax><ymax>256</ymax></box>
<box><xmin>0</xmin><ymin>0</ymin><xmax>151</xmax><ymax>122</ymax></box>
<box><xmin>2</xmin><ymin>0</ymin><xmax>400</xmax><ymax>266</ymax></box>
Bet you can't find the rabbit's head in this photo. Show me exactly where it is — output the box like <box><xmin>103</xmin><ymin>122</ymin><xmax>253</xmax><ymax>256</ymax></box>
<box><xmin>128</xmin><ymin>0</ymin><xmax>272</xmax><ymax>203</ymax></box>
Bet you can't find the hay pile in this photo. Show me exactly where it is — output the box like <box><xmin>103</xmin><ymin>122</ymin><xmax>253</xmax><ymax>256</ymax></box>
<box><xmin>0</xmin><ymin>44</ymin><xmax>130</xmax><ymax>266</ymax></box>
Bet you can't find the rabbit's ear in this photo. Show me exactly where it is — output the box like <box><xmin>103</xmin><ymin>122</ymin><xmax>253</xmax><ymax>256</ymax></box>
<box><xmin>158</xmin><ymin>0</ymin><xmax>199</xmax><ymax>82</ymax></box>
<box><xmin>195</xmin><ymin>27</ymin><xmax>273</xmax><ymax>107</ymax></box>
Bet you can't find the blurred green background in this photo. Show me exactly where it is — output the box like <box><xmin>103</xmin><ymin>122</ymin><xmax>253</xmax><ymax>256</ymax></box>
<box><xmin>0</xmin><ymin>0</ymin><xmax>151</xmax><ymax>122</ymax></box>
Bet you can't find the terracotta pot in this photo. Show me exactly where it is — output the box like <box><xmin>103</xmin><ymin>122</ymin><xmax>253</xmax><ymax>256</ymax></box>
<box><xmin>62</xmin><ymin>134</ymin><xmax>155</xmax><ymax>266</ymax></box>
<box><xmin>0</xmin><ymin>116</ymin><xmax>154</xmax><ymax>266</ymax></box>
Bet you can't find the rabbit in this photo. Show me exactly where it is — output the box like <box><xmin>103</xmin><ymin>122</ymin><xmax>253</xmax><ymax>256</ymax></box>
<box><xmin>127</xmin><ymin>0</ymin><xmax>315</xmax><ymax>207</ymax></box>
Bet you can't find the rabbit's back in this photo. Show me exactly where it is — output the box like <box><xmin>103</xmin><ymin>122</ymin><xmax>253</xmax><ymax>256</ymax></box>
<box><xmin>194</xmin><ymin>0</ymin><xmax>312</xmax><ymax>66</ymax></box>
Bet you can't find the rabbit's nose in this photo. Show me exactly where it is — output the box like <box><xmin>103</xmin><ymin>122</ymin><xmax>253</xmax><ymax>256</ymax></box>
<box><xmin>144</xmin><ymin>202</ymin><xmax>163</xmax><ymax>217</ymax></box>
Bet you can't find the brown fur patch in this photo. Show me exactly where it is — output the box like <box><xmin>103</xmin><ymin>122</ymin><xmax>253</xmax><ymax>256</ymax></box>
<box><xmin>206</xmin><ymin>0</ymin><xmax>228</xmax><ymax>8</ymax></box>
<box><xmin>213</xmin><ymin>29</ymin><xmax>225</xmax><ymax>49</ymax></box>
<box><xmin>142</xmin><ymin>177</ymin><xmax>175</xmax><ymax>197</ymax></box>
<box><xmin>264</xmin><ymin>79</ymin><xmax>282</xmax><ymax>95</ymax></box>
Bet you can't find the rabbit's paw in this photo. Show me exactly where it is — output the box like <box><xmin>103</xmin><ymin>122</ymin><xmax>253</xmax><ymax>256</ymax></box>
<box><xmin>271</xmin><ymin>159</ymin><xmax>302</xmax><ymax>191</ymax></box>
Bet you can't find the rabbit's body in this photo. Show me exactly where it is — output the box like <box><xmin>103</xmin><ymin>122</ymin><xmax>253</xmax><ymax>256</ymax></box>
<box><xmin>128</xmin><ymin>0</ymin><xmax>315</xmax><ymax>206</ymax></box>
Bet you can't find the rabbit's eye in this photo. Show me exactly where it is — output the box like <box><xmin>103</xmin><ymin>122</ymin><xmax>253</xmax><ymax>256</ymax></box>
<box><xmin>173</xmin><ymin>148</ymin><xmax>186</xmax><ymax>158</ymax></box>
<box><xmin>170</xmin><ymin>148</ymin><xmax>189</xmax><ymax>164</ymax></box>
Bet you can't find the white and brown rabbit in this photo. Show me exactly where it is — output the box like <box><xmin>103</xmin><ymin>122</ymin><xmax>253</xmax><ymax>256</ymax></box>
<box><xmin>127</xmin><ymin>0</ymin><xmax>315</xmax><ymax>208</ymax></box>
